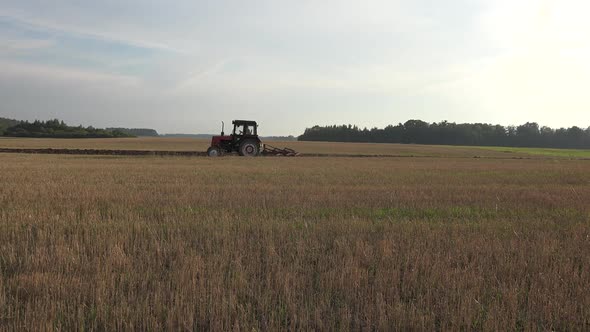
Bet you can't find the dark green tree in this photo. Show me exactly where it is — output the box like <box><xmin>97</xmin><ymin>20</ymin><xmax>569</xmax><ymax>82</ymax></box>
<box><xmin>298</xmin><ymin>120</ymin><xmax>590</xmax><ymax>149</ymax></box>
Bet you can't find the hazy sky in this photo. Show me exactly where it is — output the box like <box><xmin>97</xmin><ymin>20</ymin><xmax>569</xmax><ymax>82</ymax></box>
<box><xmin>1</xmin><ymin>0</ymin><xmax>589</xmax><ymax>135</ymax></box>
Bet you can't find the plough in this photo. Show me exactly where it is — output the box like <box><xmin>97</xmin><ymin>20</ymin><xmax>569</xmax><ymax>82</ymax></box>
<box><xmin>261</xmin><ymin>144</ymin><xmax>299</xmax><ymax>157</ymax></box>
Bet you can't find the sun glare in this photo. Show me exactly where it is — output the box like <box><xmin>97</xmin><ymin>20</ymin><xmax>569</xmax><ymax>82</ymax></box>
<box><xmin>464</xmin><ymin>0</ymin><xmax>590</xmax><ymax>124</ymax></box>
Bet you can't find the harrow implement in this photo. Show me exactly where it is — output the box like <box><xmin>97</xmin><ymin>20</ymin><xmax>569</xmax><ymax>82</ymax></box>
<box><xmin>261</xmin><ymin>144</ymin><xmax>299</xmax><ymax>157</ymax></box>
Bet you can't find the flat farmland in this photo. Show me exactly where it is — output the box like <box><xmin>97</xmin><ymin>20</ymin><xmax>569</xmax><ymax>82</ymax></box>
<box><xmin>1</xmin><ymin>136</ymin><xmax>582</xmax><ymax>158</ymax></box>
<box><xmin>1</xmin><ymin>144</ymin><xmax>589</xmax><ymax>330</ymax></box>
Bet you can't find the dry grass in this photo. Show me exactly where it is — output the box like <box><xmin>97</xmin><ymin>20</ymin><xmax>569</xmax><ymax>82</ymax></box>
<box><xmin>0</xmin><ymin>137</ymin><xmax>542</xmax><ymax>158</ymax></box>
<box><xmin>1</xmin><ymin>153</ymin><xmax>589</xmax><ymax>330</ymax></box>
<box><xmin>0</xmin><ymin>137</ymin><xmax>204</xmax><ymax>151</ymax></box>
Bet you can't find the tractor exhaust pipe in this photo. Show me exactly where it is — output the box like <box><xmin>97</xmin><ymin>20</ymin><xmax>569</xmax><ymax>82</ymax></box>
<box><xmin>221</xmin><ymin>121</ymin><xmax>225</xmax><ymax>136</ymax></box>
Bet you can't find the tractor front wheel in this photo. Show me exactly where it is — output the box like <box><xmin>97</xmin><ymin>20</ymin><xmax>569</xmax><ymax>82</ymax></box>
<box><xmin>207</xmin><ymin>146</ymin><xmax>221</xmax><ymax>157</ymax></box>
<box><xmin>239</xmin><ymin>140</ymin><xmax>260</xmax><ymax>157</ymax></box>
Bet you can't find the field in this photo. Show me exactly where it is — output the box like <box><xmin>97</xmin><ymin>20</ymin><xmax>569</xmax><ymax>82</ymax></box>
<box><xmin>2</xmin><ymin>136</ymin><xmax>589</xmax><ymax>159</ymax></box>
<box><xmin>479</xmin><ymin>146</ymin><xmax>590</xmax><ymax>158</ymax></box>
<box><xmin>1</xmin><ymin>138</ymin><xmax>589</xmax><ymax>330</ymax></box>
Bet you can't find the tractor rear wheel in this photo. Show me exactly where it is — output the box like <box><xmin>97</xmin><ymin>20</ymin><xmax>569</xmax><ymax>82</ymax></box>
<box><xmin>207</xmin><ymin>146</ymin><xmax>221</xmax><ymax>157</ymax></box>
<box><xmin>239</xmin><ymin>140</ymin><xmax>260</xmax><ymax>157</ymax></box>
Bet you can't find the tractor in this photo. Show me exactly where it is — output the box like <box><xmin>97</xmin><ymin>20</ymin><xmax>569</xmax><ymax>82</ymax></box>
<box><xmin>207</xmin><ymin>120</ymin><xmax>260</xmax><ymax>157</ymax></box>
<box><xmin>207</xmin><ymin>120</ymin><xmax>298</xmax><ymax>157</ymax></box>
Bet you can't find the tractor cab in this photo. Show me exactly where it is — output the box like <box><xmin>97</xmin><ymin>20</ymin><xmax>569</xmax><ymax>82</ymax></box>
<box><xmin>231</xmin><ymin>120</ymin><xmax>258</xmax><ymax>138</ymax></box>
<box><xmin>208</xmin><ymin>120</ymin><xmax>262</xmax><ymax>157</ymax></box>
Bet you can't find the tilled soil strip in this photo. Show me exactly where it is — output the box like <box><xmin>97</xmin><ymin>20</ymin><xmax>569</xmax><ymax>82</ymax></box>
<box><xmin>1</xmin><ymin>147</ymin><xmax>588</xmax><ymax>160</ymax></box>
<box><xmin>0</xmin><ymin>147</ymin><xmax>411</xmax><ymax>158</ymax></box>
<box><xmin>0</xmin><ymin>148</ymin><xmax>207</xmax><ymax>156</ymax></box>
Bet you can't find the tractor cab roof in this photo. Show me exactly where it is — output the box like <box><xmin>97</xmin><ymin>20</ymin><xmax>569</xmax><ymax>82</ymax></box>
<box><xmin>232</xmin><ymin>120</ymin><xmax>258</xmax><ymax>127</ymax></box>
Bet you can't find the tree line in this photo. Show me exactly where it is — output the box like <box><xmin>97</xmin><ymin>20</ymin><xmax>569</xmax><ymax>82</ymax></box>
<box><xmin>0</xmin><ymin>117</ymin><xmax>20</xmax><ymax>135</ymax></box>
<box><xmin>298</xmin><ymin>120</ymin><xmax>590</xmax><ymax>149</ymax></box>
<box><xmin>107</xmin><ymin>128</ymin><xmax>159</xmax><ymax>137</ymax></box>
<box><xmin>2</xmin><ymin>119</ymin><xmax>134</xmax><ymax>138</ymax></box>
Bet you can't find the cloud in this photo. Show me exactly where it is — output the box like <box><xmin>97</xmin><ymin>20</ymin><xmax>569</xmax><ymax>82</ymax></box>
<box><xmin>0</xmin><ymin>60</ymin><xmax>140</xmax><ymax>85</ymax></box>
<box><xmin>0</xmin><ymin>9</ymin><xmax>181</xmax><ymax>53</ymax></box>
<box><xmin>0</xmin><ymin>37</ymin><xmax>54</xmax><ymax>53</ymax></box>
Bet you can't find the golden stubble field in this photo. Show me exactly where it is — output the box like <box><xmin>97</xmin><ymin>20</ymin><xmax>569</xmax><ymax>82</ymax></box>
<box><xmin>0</xmin><ymin>136</ymin><xmax>540</xmax><ymax>158</ymax></box>
<box><xmin>1</xmin><ymin>141</ymin><xmax>590</xmax><ymax>330</ymax></box>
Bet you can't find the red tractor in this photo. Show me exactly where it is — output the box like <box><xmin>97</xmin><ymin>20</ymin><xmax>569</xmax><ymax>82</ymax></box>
<box><xmin>207</xmin><ymin>120</ymin><xmax>260</xmax><ymax>157</ymax></box>
<box><xmin>207</xmin><ymin>120</ymin><xmax>298</xmax><ymax>157</ymax></box>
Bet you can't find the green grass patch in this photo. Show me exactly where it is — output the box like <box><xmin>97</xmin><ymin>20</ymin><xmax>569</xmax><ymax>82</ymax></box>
<box><xmin>477</xmin><ymin>146</ymin><xmax>590</xmax><ymax>158</ymax></box>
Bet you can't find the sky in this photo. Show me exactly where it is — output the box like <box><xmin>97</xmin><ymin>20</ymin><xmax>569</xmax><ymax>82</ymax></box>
<box><xmin>0</xmin><ymin>0</ymin><xmax>589</xmax><ymax>135</ymax></box>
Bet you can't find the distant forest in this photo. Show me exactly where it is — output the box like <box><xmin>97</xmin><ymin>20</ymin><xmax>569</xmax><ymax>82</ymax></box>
<box><xmin>299</xmin><ymin>120</ymin><xmax>590</xmax><ymax>149</ymax></box>
<box><xmin>1</xmin><ymin>118</ymin><xmax>134</xmax><ymax>138</ymax></box>
<box><xmin>107</xmin><ymin>128</ymin><xmax>159</xmax><ymax>137</ymax></box>
<box><xmin>0</xmin><ymin>117</ymin><xmax>20</xmax><ymax>135</ymax></box>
